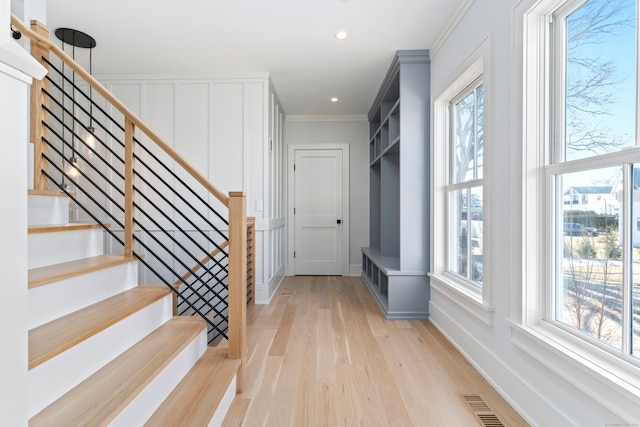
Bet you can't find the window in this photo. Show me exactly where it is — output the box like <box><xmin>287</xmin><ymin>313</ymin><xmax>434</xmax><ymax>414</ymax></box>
<box><xmin>549</xmin><ymin>0</ymin><xmax>639</xmax><ymax>361</ymax></box>
<box><xmin>517</xmin><ymin>0</ymin><xmax>640</xmax><ymax>415</ymax></box>
<box><xmin>521</xmin><ymin>0</ymin><xmax>640</xmax><ymax>396</ymax></box>
<box><xmin>448</xmin><ymin>81</ymin><xmax>484</xmax><ymax>287</ymax></box>
<box><xmin>431</xmin><ymin>51</ymin><xmax>493</xmax><ymax>322</ymax></box>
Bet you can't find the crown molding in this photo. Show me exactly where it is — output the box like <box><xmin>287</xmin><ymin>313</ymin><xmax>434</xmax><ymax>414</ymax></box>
<box><xmin>430</xmin><ymin>0</ymin><xmax>475</xmax><ymax>59</ymax></box>
<box><xmin>285</xmin><ymin>114</ymin><xmax>367</xmax><ymax>122</ymax></box>
<box><xmin>95</xmin><ymin>72</ymin><xmax>270</xmax><ymax>83</ymax></box>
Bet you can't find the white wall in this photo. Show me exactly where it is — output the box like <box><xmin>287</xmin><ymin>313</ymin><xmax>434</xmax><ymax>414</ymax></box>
<box><xmin>0</xmin><ymin>61</ymin><xmax>30</xmax><ymax>427</ymax></box>
<box><xmin>284</xmin><ymin>118</ymin><xmax>369</xmax><ymax>275</ymax></box>
<box><xmin>11</xmin><ymin>0</ymin><xmax>45</xmax><ymax>23</ymax></box>
<box><xmin>1</xmin><ymin>0</ymin><xmax>46</xmax><ymax>421</ymax></box>
<box><xmin>429</xmin><ymin>0</ymin><xmax>636</xmax><ymax>425</ymax></box>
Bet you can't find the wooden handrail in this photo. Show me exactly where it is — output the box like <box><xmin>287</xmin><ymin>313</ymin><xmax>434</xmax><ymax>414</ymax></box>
<box><xmin>11</xmin><ymin>15</ymin><xmax>229</xmax><ymax>207</ymax></box>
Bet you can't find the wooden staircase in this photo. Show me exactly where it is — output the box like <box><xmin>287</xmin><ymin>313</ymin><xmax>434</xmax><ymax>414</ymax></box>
<box><xmin>27</xmin><ymin>189</ymin><xmax>240</xmax><ymax>426</ymax></box>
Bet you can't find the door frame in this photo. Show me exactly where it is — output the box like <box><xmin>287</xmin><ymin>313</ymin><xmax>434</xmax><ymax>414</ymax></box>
<box><xmin>287</xmin><ymin>144</ymin><xmax>350</xmax><ymax>276</ymax></box>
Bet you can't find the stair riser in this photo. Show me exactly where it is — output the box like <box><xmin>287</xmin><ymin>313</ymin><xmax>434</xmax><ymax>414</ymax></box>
<box><xmin>28</xmin><ymin>229</ymin><xmax>104</xmax><ymax>269</ymax></box>
<box><xmin>209</xmin><ymin>374</ymin><xmax>237</xmax><ymax>427</ymax></box>
<box><xmin>29</xmin><ymin>261</ymin><xmax>138</xmax><ymax>329</ymax></box>
<box><xmin>28</xmin><ymin>195</ymin><xmax>69</xmax><ymax>227</ymax></box>
<box><xmin>109</xmin><ymin>328</ymin><xmax>208</xmax><ymax>427</ymax></box>
<box><xmin>28</xmin><ymin>294</ymin><xmax>174</xmax><ymax>418</ymax></box>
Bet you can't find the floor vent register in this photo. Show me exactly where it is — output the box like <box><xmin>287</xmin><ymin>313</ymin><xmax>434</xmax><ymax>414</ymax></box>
<box><xmin>460</xmin><ymin>394</ymin><xmax>505</xmax><ymax>427</ymax></box>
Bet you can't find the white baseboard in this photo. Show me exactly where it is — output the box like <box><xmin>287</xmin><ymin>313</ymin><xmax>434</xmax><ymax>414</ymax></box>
<box><xmin>255</xmin><ymin>265</ymin><xmax>285</xmax><ymax>304</ymax></box>
<box><xmin>429</xmin><ymin>300</ymin><xmax>568</xmax><ymax>427</ymax></box>
<box><xmin>348</xmin><ymin>264</ymin><xmax>362</xmax><ymax>276</ymax></box>
<box><xmin>255</xmin><ymin>283</ymin><xmax>268</xmax><ymax>304</ymax></box>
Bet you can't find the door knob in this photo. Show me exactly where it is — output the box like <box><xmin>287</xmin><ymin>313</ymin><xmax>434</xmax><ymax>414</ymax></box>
<box><xmin>337</xmin><ymin>219</ymin><xmax>342</xmax><ymax>224</ymax></box>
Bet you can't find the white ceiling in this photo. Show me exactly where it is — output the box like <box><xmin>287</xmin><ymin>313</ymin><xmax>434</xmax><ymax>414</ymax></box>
<box><xmin>46</xmin><ymin>0</ymin><xmax>464</xmax><ymax>117</ymax></box>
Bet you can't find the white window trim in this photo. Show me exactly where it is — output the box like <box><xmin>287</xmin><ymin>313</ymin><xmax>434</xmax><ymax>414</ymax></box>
<box><xmin>516</xmin><ymin>0</ymin><xmax>640</xmax><ymax>420</ymax></box>
<box><xmin>431</xmin><ymin>36</ymin><xmax>494</xmax><ymax>325</ymax></box>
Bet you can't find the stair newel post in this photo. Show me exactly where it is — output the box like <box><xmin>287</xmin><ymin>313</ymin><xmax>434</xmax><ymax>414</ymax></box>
<box><xmin>124</xmin><ymin>118</ymin><xmax>135</xmax><ymax>258</ymax></box>
<box><xmin>30</xmin><ymin>20</ymin><xmax>50</xmax><ymax>191</ymax></box>
<box><xmin>228</xmin><ymin>191</ymin><xmax>247</xmax><ymax>392</ymax></box>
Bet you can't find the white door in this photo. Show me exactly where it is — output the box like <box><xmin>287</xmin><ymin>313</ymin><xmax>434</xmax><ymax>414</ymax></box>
<box><xmin>294</xmin><ymin>149</ymin><xmax>343</xmax><ymax>275</ymax></box>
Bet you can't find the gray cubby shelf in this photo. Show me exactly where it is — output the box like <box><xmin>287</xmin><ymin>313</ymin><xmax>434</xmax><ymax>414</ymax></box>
<box><xmin>362</xmin><ymin>50</ymin><xmax>430</xmax><ymax>320</ymax></box>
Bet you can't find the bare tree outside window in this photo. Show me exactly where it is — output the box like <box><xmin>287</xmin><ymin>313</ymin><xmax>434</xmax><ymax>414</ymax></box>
<box><xmin>564</xmin><ymin>0</ymin><xmax>635</xmax><ymax>160</ymax></box>
<box><xmin>560</xmin><ymin>174</ymin><xmax>623</xmax><ymax>349</ymax></box>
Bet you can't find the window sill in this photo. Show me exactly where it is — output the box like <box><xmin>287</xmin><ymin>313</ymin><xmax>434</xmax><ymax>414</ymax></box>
<box><xmin>509</xmin><ymin>321</ymin><xmax>640</xmax><ymax>422</ymax></box>
<box><xmin>428</xmin><ymin>273</ymin><xmax>494</xmax><ymax>326</ymax></box>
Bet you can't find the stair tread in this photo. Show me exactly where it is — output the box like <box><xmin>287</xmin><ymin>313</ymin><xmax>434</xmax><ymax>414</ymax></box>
<box><xmin>28</xmin><ymin>189</ymin><xmax>68</xmax><ymax>197</ymax></box>
<box><xmin>145</xmin><ymin>347</ymin><xmax>240</xmax><ymax>426</ymax></box>
<box><xmin>28</xmin><ymin>222</ymin><xmax>106</xmax><ymax>234</ymax></box>
<box><xmin>28</xmin><ymin>254</ymin><xmax>135</xmax><ymax>289</ymax></box>
<box><xmin>29</xmin><ymin>285</ymin><xmax>172</xmax><ymax>370</ymax></box>
<box><xmin>29</xmin><ymin>316</ymin><xmax>206</xmax><ymax>427</ymax></box>
<box><xmin>28</xmin><ymin>222</ymin><xmax>111</xmax><ymax>234</ymax></box>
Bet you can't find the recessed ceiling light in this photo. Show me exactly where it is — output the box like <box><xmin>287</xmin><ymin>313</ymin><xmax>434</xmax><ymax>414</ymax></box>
<box><xmin>335</xmin><ymin>31</ymin><xmax>348</xmax><ymax>40</ymax></box>
<box><xmin>331</xmin><ymin>97</ymin><xmax>339</xmax><ymax>103</ymax></box>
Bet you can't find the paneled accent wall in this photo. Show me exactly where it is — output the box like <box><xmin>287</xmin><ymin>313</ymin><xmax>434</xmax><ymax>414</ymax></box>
<box><xmin>88</xmin><ymin>75</ymin><xmax>285</xmax><ymax>303</ymax></box>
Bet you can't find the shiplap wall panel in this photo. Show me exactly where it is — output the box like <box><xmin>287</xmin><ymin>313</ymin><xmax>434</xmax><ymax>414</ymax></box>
<box><xmin>176</xmin><ymin>83</ymin><xmax>209</xmax><ymax>176</ymax></box>
<box><xmin>247</xmin><ymin>81</ymin><xmax>265</xmax><ymax>214</ymax></box>
<box><xmin>110</xmin><ymin>84</ymin><xmax>141</xmax><ymax>120</ymax></box>
<box><xmin>175</xmin><ymin>83</ymin><xmax>210</xmax><ymax>221</ymax></box>
<box><xmin>212</xmin><ymin>83</ymin><xmax>244</xmax><ymax>195</ymax></box>
<box><xmin>142</xmin><ymin>84</ymin><xmax>176</xmax><ymax>220</ymax></box>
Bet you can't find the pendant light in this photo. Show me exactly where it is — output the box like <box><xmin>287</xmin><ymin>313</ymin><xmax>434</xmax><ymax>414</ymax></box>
<box><xmin>55</xmin><ymin>28</ymin><xmax>96</xmax><ymax>179</ymax></box>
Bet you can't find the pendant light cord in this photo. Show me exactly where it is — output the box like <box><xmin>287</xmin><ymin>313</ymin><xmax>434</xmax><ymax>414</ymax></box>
<box><xmin>61</xmin><ymin>42</ymin><xmax>66</xmax><ymax>186</ymax></box>
<box><xmin>89</xmin><ymin>47</ymin><xmax>93</xmax><ymax>129</ymax></box>
<box><xmin>71</xmin><ymin>37</ymin><xmax>76</xmax><ymax>159</ymax></box>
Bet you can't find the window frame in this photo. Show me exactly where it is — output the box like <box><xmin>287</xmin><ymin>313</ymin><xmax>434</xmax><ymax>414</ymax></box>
<box><xmin>430</xmin><ymin>41</ymin><xmax>495</xmax><ymax>326</ymax></box>
<box><xmin>517</xmin><ymin>0</ymin><xmax>640</xmax><ymax>418</ymax></box>
<box><xmin>447</xmin><ymin>78</ymin><xmax>484</xmax><ymax>287</ymax></box>
<box><xmin>547</xmin><ymin>0</ymin><xmax>640</xmax><ymax>366</ymax></box>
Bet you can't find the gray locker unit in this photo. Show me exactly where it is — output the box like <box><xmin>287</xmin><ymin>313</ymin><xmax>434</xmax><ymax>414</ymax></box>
<box><xmin>362</xmin><ymin>50</ymin><xmax>430</xmax><ymax>319</ymax></box>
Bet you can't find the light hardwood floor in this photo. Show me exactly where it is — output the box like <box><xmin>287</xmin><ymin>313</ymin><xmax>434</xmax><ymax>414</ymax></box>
<box><xmin>222</xmin><ymin>276</ymin><xmax>528</xmax><ymax>427</ymax></box>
